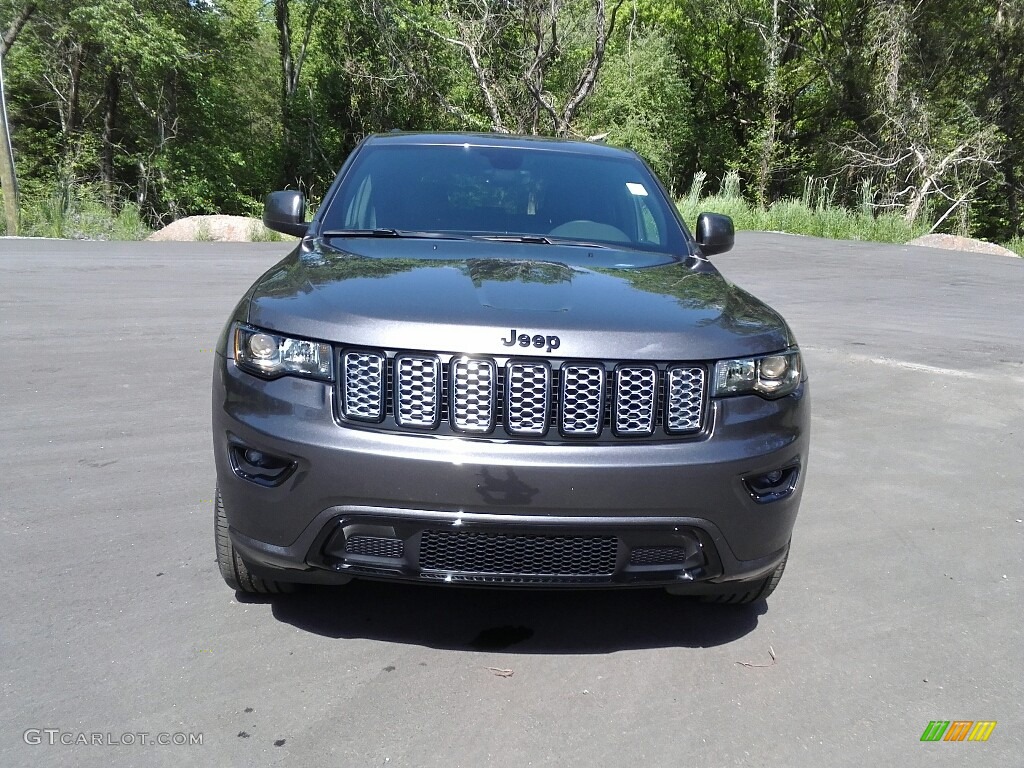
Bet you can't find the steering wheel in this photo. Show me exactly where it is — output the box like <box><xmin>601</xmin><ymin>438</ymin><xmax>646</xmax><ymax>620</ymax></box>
<box><xmin>548</xmin><ymin>220</ymin><xmax>630</xmax><ymax>243</ymax></box>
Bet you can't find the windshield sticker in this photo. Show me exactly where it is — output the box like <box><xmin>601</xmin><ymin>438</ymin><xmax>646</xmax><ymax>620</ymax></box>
<box><xmin>626</xmin><ymin>182</ymin><xmax>649</xmax><ymax>196</ymax></box>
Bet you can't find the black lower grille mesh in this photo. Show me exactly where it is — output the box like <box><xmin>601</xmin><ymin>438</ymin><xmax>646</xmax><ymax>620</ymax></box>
<box><xmin>345</xmin><ymin>536</ymin><xmax>404</xmax><ymax>559</ymax></box>
<box><xmin>629</xmin><ymin>546</ymin><xmax>688</xmax><ymax>565</ymax></box>
<box><xmin>419</xmin><ymin>531</ymin><xmax>617</xmax><ymax>575</ymax></box>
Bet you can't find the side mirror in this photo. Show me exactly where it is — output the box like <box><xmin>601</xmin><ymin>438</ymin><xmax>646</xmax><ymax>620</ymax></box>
<box><xmin>263</xmin><ymin>191</ymin><xmax>307</xmax><ymax>237</ymax></box>
<box><xmin>694</xmin><ymin>212</ymin><xmax>734</xmax><ymax>256</ymax></box>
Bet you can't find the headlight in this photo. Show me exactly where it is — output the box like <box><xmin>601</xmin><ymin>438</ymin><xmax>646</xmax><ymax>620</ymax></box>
<box><xmin>233</xmin><ymin>324</ymin><xmax>333</xmax><ymax>381</ymax></box>
<box><xmin>713</xmin><ymin>349</ymin><xmax>802</xmax><ymax>399</ymax></box>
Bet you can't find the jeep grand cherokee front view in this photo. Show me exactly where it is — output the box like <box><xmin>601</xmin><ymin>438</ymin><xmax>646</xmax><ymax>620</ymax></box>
<box><xmin>212</xmin><ymin>132</ymin><xmax>809</xmax><ymax>604</ymax></box>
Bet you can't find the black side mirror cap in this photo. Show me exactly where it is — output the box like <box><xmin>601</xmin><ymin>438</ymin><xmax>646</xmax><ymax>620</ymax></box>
<box><xmin>695</xmin><ymin>212</ymin><xmax>735</xmax><ymax>256</ymax></box>
<box><xmin>263</xmin><ymin>191</ymin><xmax>308</xmax><ymax>237</ymax></box>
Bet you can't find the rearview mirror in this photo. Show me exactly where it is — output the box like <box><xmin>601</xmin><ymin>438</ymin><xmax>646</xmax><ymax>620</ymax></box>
<box><xmin>695</xmin><ymin>212</ymin><xmax>734</xmax><ymax>256</ymax></box>
<box><xmin>263</xmin><ymin>191</ymin><xmax>307</xmax><ymax>237</ymax></box>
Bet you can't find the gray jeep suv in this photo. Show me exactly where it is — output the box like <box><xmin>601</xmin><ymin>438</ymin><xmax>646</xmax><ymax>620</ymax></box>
<box><xmin>212</xmin><ymin>132</ymin><xmax>809</xmax><ymax>603</ymax></box>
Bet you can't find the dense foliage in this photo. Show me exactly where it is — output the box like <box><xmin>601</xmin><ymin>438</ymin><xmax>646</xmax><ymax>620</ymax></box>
<box><xmin>1</xmin><ymin>0</ymin><xmax>1021</xmax><ymax>244</ymax></box>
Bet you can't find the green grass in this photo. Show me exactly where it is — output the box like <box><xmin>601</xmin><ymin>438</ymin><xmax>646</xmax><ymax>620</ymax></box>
<box><xmin>193</xmin><ymin>220</ymin><xmax>213</xmax><ymax>242</ymax></box>
<box><xmin>0</xmin><ymin>185</ymin><xmax>289</xmax><ymax>242</ymax></box>
<box><xmin>0</xmin><ymin>186</ymin><xmax>151</xmax><ymax>240</ymax></box>
<box><xmin>247</xmin><ymin>220</ymin><xmax>284</xmax><ymax>242</ymax></box>
<box><xmin>676</xmin><ymin>171</ymin><xmax>1024</xmax><ymax>254</ymax></box>
<box><xmin>677</xmin><ymin>171</ymin><xmax>928</xmax><ymax>245</ymax></box>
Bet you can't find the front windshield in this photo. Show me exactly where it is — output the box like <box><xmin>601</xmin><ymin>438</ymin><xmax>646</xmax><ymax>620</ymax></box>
<box><xmin>322</xmin><ymin>142</ymin><xmax>688</xmax><ymax>254</ymax></box>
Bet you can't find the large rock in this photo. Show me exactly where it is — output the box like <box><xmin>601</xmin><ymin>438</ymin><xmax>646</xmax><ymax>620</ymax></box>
<box><xmin>147</xmin><ymin>215</ymin><xmax>275</xmax><ymax>242</ymax></box>
<box><xmin>908</xmin><ymin>233</ymin><xmax>1019</xmax><ymax>258</ymax></box>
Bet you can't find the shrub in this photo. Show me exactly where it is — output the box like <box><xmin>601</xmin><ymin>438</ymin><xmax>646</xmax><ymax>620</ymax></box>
<box><xmin>677</xmin><ymin>172</ymin><xmax>929</xmax><ymax>245</ymax></box>
<box><xmin>14</xmin><ymin>184</ymin><xmax>151</xmax><ymax>240</ymax></box>
<box><xmin>247</xmin><ymin>220</ymin><xmax>283</xmax><ymax>242</ymax></box>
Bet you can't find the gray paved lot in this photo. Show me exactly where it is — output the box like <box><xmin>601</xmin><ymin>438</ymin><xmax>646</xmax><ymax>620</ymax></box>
<box><xmin>1</xmin><ymin>233</ymin><xmax>1021</xmax><ymax>767</ymax></box>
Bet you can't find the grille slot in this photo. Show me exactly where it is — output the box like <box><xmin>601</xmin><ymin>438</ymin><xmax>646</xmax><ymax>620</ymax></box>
<box><xmin>630</xmin><ymin>546</ymin><xmax>687</xmax><ymax>566</ymax></box>
<box><xmin>450</xmin><ymin>357</ymin><xmax>496</xmax><ymax>433</ymax></box>
<box><xmin>341</xmin><ymin>351</ymin><xmax>385</xmax><ymax>421</ymax></box>
<box><xmin>505</xmin><ymin>362</ymin><xmax>551</xmax><ymax>435</ymax></box>
<box><xmin>666</xmin><ymin>366</ymin><xmax>705</xmax><ymax>433</ymax></box>
<box><xmin>614</xmin><ymin>365</ymin><xmax>658</xmax><ymax>435</ymax></box>
<box><xmin>560</xmin><ymin>364</ymin><xmax>606</xmax><ymax>436</ymax></box>
<box><xmin>345</xmin><ymin>536</ymin><xmax>404</xmax><ymax>559</ymax></box>
<box><xmin>419</xmin><ymin>531</ymin><xmax>618</xmax><ymax>575</ymax></box>
<box><xmin>394</xmin><ymin>354</ymin><xmax>441</xmax><ymax>428</ymax></box>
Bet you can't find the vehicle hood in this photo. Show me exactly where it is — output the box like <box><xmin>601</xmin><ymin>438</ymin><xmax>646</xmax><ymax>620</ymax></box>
<box><xmin>246</xmin><ymin>239</ymin><xmax>792</xmax><ymax>360</ymax></box>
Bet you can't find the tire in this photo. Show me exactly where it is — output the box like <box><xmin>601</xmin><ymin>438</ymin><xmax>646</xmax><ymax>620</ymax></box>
<box><xmin>214</xmin><ymin>486</ymin><xmax>294</xmax><ymax>594</ymax></box>
<box><xmin>699</xmin><ymin>545</ymin><xmax>789</xmax><ymax>605</ymax></box>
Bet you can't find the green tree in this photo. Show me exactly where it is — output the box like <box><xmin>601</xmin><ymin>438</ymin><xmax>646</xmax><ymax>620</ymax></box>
<box><xmin>580</xmin><ymin>28</ymin><xmax>691</xmax><ymax>185</ymax></box>
<box><xmin>363</xmin><ymin>0</ymin><xmax>627</xmax><ymax>136</ymax></box>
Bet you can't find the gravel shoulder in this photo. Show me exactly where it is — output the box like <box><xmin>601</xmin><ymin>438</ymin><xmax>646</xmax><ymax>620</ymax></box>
<box><xmin>907</xmin><ymin>232</ymin><xmax>1020</xmax><ymax>258</ymax></box>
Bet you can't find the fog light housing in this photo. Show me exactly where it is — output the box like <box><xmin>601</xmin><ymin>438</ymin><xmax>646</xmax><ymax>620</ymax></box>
<box><xmin>743</xmin><ymin>465</ymin><xmax>800</xmax><ymax>503</ymax></box>
<box><xmin>229</xmin><ymin>444</ymin><xmax>296</xmax><ymax>486</ymax></box>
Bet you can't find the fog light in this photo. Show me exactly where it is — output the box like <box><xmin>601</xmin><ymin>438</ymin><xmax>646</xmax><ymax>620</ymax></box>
<box><xmin>744</xmin><ymin>465</ymin><xmax>799</xmax><ymax>503</ymax></box>
<box><xmin>229</xmin><ymin>445</ymin><xmax>295</xmax><ymax>486</ymax></box>
<box><xmin>244</xmin><ymin>449</ymin><xmax>265</xmax><ymax>466</ymax></box>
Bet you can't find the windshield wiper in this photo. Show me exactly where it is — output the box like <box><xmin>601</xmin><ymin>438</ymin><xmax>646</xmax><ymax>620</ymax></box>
<box><xmin>319</xmin><ymin>228</ymin><xmax>469</xmax><ymax>240</ymax></box>
<box><xmin>319</xmin><ymin>228</ymin><xmax>400</xmax><ymax>238</ymax></box>
<box><xmin>472</xmin><ymin>234</ymin><xmax>554</xmax><ymax>245</ymax></box>
<box><xmin>471</xmin><ymin>233</ymin><xmax>628</xmax><ymax>250</ymax></box>
<box><xmin>544</xmin><ymin>237</ymin><xmax>617</xmax><ymax>250</ymax></box>
<box><xmin>320</xmin><ymin>229</ymin><xmax>622</xmax><ymax>250</ymax></box>
<box><xmin>472</xmin><ymin>234</ymin><xmax>621</xmax><ymax>250</ymax></box>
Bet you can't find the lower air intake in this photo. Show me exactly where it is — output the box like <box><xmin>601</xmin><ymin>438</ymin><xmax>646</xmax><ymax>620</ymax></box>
<box><xmin>419</xmin><ymin>531</ymin><xmax>618</xmax><ymax>575</ymax></box>
<box><xmin>629</xmin><ymin>546</ymin><xmax>688</xmax><ymax>566</ymax></box>
<box><xmin>345</xmin><ymin>536</ymin><xmax>404</xmax><ymax>559</ymax></box>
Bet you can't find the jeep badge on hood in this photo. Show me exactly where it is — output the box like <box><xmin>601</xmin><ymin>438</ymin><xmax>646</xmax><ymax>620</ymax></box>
<box><xmin>501</xmin><ymin>329</ymin><xmax>561</xmax><ymax>352</ymax></box>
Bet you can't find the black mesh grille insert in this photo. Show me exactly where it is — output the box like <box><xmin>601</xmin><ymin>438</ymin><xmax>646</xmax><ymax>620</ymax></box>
<box><xmin>419</xmin><ymin>531</ymin><xmax>617</xmax><ymax>575</ymax></box>
<box><xmin>345</xmin><ymin>536</ymin><xmax>404</xmax><ymax>559</ymax></box>
<box><xmin>629</xmin><ymin>546</ymin><xmax>688</xmax><ymax>566</ymax></box>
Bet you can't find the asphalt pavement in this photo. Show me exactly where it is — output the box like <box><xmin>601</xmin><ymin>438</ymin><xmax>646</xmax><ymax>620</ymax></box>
<box><xmin>1</xmin><ymin>233</ymin><xmax>1021</xmax><ymax>767</ymax></box>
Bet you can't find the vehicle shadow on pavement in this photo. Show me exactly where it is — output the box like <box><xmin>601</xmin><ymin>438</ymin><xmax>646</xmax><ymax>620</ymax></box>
<box><xmin>242</xmin><ymin>581</ymin><xmax>766</xmax><ymax>652</ymax></box>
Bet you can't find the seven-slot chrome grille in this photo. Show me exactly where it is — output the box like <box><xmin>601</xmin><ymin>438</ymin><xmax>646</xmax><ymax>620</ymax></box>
<box><xmin>339</xmin><ymin>349</ymin><xmax>706</xmax><ymax>440</ymax></box>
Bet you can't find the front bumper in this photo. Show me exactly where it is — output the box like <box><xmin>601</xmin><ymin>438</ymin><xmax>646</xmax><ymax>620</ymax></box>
<box><xmin>213</xmin><ymin>355</ymin><xmax>809</xmax><ymax>589</ymax></box>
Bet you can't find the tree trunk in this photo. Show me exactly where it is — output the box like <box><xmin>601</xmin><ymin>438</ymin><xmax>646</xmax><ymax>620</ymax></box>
<box><xmin>905</xmin><ymin>176</ymin><xmax>931</xmax><ymax>223</ymax></box>
<box><xmin>1</xmin><ymin>3</ymin><xmax>36</xmax><ymax>58</ymax></box>
<box><xmin>0</xmin><ymin>53</ymin><xmax>19</xmax><ymax>234</ymax></box>
<box><xmin>558</xmin><ymin>0</ymin><xmax>624</xmax><ymax>135</ymax></box>
<box><xmin>274</xmin><ymin>0</ymin><xmax>319</xmax><ymax>187</ymax></box>
<box><xmin>990</xmin><ymin>0</ymin><xmax>1022</xmax><ymax>236</ymax></box>
<box><xmin>275</xmin><ymin>0</ymin><xmax>297</xmax><ymax>185</ymax></box>
<box><xmin>101</xmin><ymin>68</ymin><xmax>121</xmax><ymax>204</ymax></box>
<box><xmin>64</xmin><ymin>42</ymin><xmax>84</xmax><ymax>138</ymax></box>
<box><xmin>755</xmin><ymin>0</ymin><xmax>782</xmax><ymax>207</ymax></box>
